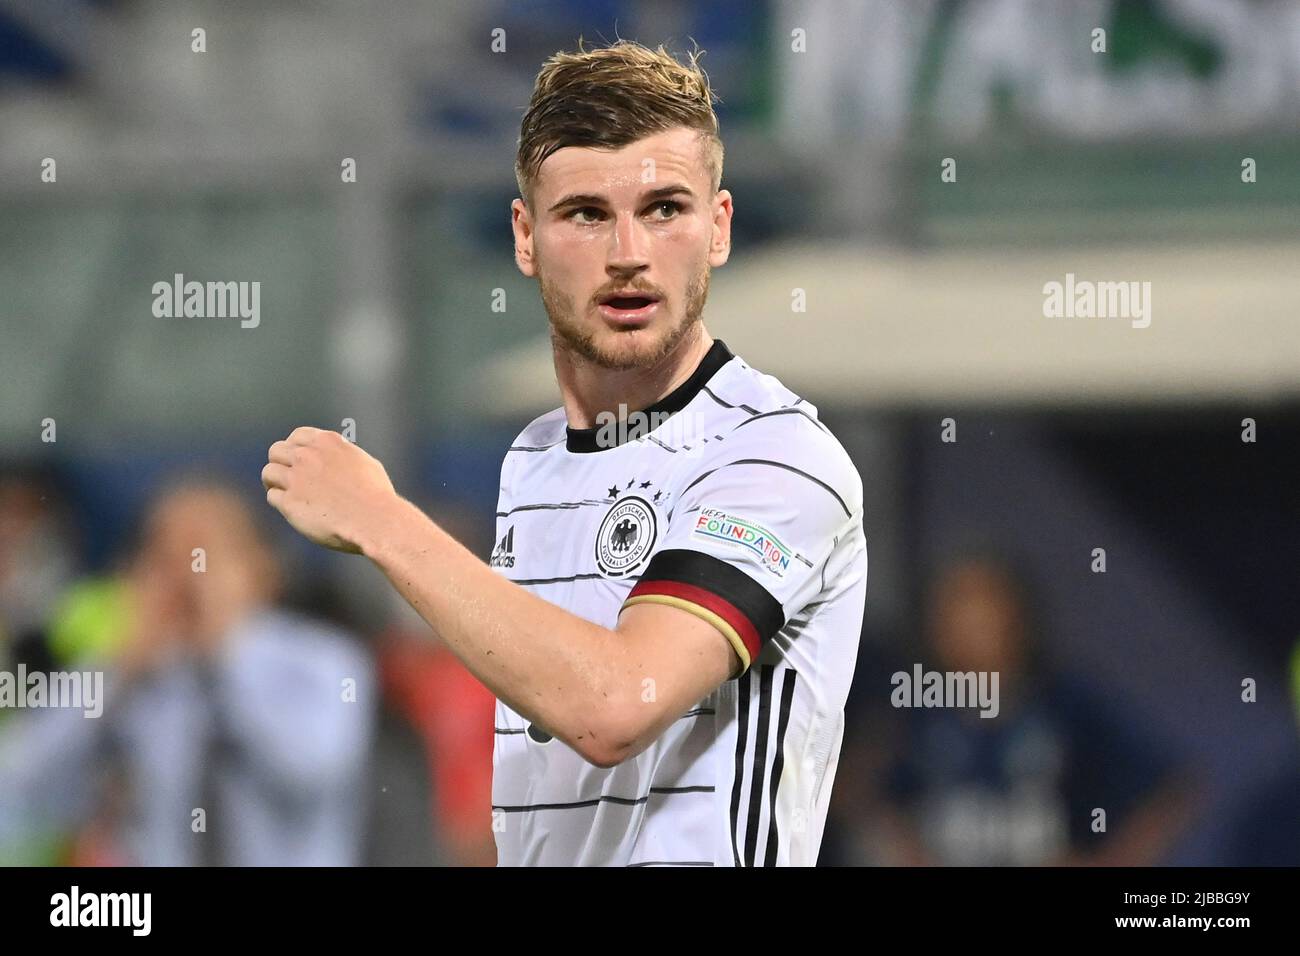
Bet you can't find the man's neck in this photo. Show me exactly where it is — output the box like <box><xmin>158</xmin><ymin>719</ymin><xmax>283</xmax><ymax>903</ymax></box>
<box><xmin>554</xmin><ymin>326</ymin><xmax>715</xmax><ymax>430</ymax></box>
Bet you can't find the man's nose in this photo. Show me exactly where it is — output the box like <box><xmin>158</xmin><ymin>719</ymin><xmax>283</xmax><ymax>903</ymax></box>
<box><xmin>606</xmin><ymin>214</ymin><xmax>649</xmax><ymax>274</ymax></box>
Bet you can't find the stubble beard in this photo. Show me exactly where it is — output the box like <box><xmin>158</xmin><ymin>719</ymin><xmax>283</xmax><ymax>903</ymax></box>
<box><xmin>540</xmin><ymin>263</ymin><xmax>711</xmax><ymax>372</ymax></box>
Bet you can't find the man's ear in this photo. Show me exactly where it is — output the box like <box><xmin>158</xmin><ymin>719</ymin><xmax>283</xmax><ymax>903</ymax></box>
<box><xmin>708</xmin><ymin>189</ymin><xmax>733</xmax><ymax>268</ymax></box>
<box><xmin>512</xmin><ymin>198</ymin><xmax>538</xmax><ymax>277</ymax></box>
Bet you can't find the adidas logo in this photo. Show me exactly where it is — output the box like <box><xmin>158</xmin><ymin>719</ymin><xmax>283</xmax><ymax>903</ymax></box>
<box><xmin>490</xmin><ymin>526</ymin><xmax>515</xmax><ymax>569</ymax></box>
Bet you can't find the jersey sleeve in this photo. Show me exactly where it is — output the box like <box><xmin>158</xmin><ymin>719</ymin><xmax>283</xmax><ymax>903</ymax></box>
<box><xmin>621</xmin><ymin>418</ymin><xmax>863</xmax><ymax>674</ymax></box>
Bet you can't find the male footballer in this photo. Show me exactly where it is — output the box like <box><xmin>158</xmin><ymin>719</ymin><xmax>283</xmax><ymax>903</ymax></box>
<box><xmin>263</xmin><ymin>40</ymin><xmax>867</xmax><ymax>866</ymax></box>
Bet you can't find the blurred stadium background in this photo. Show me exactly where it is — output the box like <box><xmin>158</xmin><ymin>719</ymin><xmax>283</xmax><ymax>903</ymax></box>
<box><xmin>1</xmin><ymin>0</ymin><xmax>1298</xmax><ymax>865</ymax></box>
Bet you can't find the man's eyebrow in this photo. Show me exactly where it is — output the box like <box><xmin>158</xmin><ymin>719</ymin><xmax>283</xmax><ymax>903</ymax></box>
<box><xmin>548</xmin><ymin>193</ymin><xmax>604</xmax><ymax>213</ymax></box>
<box><xmin>642</xmin><ymin>184</ymin><xmax>695</xmax><ymax>202</ymax></box>
<box><xmin>547</xmin><ymin>184</ymin><xmax>696</xmax><ymax>214</ymax></box>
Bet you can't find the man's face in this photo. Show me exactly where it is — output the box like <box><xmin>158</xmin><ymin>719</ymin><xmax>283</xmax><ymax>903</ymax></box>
<box><xmin>930</xmin><ymin>563</ymin><xmax>1026</xmax><ymax>675</ymax></box>
<box><xmin>136</xmin><ymin>489</ymin><xmax>272</xmax><ymax>614</ymax></box>
<box><xmin>512</xmin><ymin>127</ymin><xmax>732</xmax><ymax>371</ymax></box>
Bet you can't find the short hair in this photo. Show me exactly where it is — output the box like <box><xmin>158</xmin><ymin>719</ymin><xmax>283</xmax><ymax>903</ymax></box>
<box><xmin>515</xmin><ymin>39</ymin><xmax>724</xmax><ymax>206</ymax></box>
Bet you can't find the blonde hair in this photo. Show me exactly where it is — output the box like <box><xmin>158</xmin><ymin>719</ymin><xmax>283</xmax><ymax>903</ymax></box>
<box><xmin>515</xmin><ymin>39</ymin><xmax>724</xmax><ymax>205</ymax></box>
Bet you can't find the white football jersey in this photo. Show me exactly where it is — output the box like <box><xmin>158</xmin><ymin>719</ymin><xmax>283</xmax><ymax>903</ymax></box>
<box><xmin>489</xmin><ymin>340</ymin><xmax>867</xmax><ymax>866</ymax></box>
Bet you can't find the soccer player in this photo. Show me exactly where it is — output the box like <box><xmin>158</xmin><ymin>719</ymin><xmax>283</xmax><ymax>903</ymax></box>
<box><xmin>262</xmin><ymin>40</ymin><xmax>867</xmax><ymax>866</ymax></box>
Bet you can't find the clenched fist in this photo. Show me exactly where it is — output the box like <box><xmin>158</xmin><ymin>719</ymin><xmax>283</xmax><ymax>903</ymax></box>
<box><xmin>262</xmin><ymin>426</ymin><xmax>398</xmax><ymax>554</ymax></box>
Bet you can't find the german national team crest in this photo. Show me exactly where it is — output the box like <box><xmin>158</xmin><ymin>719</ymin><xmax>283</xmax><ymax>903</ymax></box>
<box><xmin>595</xmin><ymin>495</ymin><xmax>657</xmax><ymax>577</ymax></box>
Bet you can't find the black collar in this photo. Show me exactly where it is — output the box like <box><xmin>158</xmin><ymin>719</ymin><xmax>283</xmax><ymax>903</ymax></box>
<box><xmin>565</xmin><ymin>339</ymin><xmax>735</xmax><ymax>453</ymax></box>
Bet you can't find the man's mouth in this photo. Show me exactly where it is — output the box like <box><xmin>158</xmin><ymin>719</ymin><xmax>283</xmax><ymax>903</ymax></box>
<box><xmin>597</xmin><ymin>291</ymin><xmax>662</xmax><ymax>323</ymax></box>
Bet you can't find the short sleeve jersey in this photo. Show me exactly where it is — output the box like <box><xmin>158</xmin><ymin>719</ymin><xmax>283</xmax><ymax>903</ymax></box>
<box><xmin>490</xmin><ymin>340</ymin><xmax>867</xmax><ymax>866</ymax></box>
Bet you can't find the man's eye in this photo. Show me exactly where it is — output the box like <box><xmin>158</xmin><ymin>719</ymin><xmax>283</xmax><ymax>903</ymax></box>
<box><xmin>649</xmin><ymin>200</ymin><xmax>682</xmax><ymax>219</ymax></box>
<box><xmin>569</xmin><ymin>207</ymin><xmax>604</xmax><ymax>223</ymax></box>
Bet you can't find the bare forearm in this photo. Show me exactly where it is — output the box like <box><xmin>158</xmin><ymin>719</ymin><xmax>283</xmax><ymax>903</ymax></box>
<box><xmin>361</xmin><ymin>496</ymin><xmax>626</xmax><ymax>749</ymax></box>
<box><xmin>260</xmin><ymin>429</ymin><xmax>703</xmax><ymax>764</ymax></box>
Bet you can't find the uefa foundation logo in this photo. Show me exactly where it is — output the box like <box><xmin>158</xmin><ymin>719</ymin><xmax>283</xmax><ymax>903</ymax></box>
<box><xmin>594</xmin><ymin>495</ymin><xmax>657</xmax><ymax>577</ymax></box>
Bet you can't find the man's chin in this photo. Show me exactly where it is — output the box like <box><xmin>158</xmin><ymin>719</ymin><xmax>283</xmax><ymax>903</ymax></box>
<box><xmin>554</xmin><ymin>320</ymin><xmax>694</xmax><ymax>372</ymax></box>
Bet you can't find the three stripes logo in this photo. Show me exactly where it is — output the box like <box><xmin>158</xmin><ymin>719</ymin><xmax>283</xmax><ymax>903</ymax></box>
<box><xmin>490</xmin><ymin>526</ymin><xmax>516</xmax><ymax>569</ymax></box>
<box><xmin>731</xmin><ymin>665</ymin><xmax>799</xmax><ymax>867</ymax></box>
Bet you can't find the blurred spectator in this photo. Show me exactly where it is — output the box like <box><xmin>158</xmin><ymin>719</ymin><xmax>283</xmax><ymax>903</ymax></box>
<box><xmin>367</xmin><ymin>500</ymin><xmax>497</xmax><ymax>866</ymax></box>
<box><xmin>840</xmin><ymin>551</ymin><xmax>1200</xmax><ymax>866</ymax></box>
<box><xmin>375</xmin><ymin>626</ymin><xmax>497</xmax><ymax>866</ymax></box>
<box><xmin>0</xmin><ymin>466</ymin><xmax>79</xmax><ymax>676</ymax></box>
<box><xmin>0</xmin><ymin>478</ymin><xmax>376</xmax><ymax>866</ymax></box>
<box><xmin>359</xmin><ymin>660</ymin><xmax>441</xmax><ymax>866</ymax></box>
